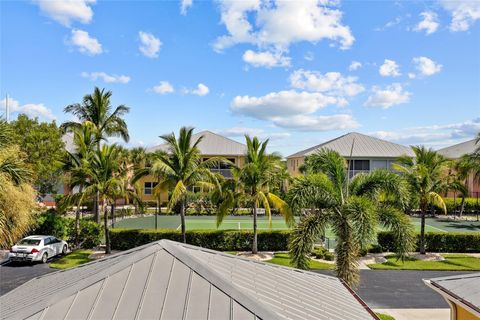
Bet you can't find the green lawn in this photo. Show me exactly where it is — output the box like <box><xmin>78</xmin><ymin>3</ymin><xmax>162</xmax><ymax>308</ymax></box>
<box><xmin>376</xmin><ymin>313</ymin><xmax>395</xmax><ymax>320</ymax></box>
<box><xmin>49</xmin><ymin>250</ymin><xmax>93</xmax><ymax>269</ymax></box>
<box><xmin>265</xmin><ymin>253</ymin><xmax>334</xmax><ymax>270</ymax></box>
<box><xmin>368</xmin><ymin>254</ymin><xmax>480</xmax><ymax>271</ymax></box>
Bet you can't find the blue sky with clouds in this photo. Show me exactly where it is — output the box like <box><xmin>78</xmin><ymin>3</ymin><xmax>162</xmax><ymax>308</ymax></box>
<box><xmin>1</xmin><ymin>0</ymin><xmax>479</xmax><ymax>156</ymax></box>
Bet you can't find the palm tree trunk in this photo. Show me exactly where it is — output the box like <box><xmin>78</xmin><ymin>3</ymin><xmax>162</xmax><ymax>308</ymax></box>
<box><xmin>75</xmin><ymin>186</ymin><xmax>83</xmax><ymax>249</ymax></box>
<box><xmin>104</xmin><ymin>199</ymin><xmax>111</xmax><ymax>254</ymax></box>
<box><xmin>459</xmin><ymin>196</ymin><xmax>465</xmax><ymax>218</ymax></box>
<box><xmin>180</xmin><ymin>198</ymin><xmax>186</xmax><ymax>243</ymax></box>
<box><xmin>95</xmin><ymin>191</ymin><xmax>100</xmax><ymax>224</ymax></box>
<box><xmin>252</xmin><ymin>200</ymin><xmax>258</xmax><ymax>254</ymax></box>
<box><xmin>419</xmin><ymin>203</ymin><xmax>426</xmax><ymax>254</ymax></box>
<box><xmin>111</xmin><ymin>203</ymin><xmax>115</xmax><ymax>228</ymax></box>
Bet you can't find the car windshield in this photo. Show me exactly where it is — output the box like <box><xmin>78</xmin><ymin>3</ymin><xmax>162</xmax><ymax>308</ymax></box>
<box><xmin>17</xmin><ymin>239</ymin><xmax>41</xmax><ymax>246</ymax></box>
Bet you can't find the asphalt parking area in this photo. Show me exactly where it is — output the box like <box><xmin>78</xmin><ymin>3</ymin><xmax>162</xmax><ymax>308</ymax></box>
<box><xmin>0</xmin><ymin>260</ymin><xmax>56</xmax><ymax>296</ymax></box>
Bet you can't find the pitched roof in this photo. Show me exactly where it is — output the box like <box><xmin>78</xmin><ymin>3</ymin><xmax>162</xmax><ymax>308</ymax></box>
<box><xmin>0</xmin><ymin>240</ymin><xmax>376</xmax><ymax>320</ymax></box>
<box><xmin>437</xmin><ymin>138</ymin><xmax>479</xmax><ymax>159</ymax></box>
<box><xmin>147</xmin><ymin>130</ymin><xmax>247</xmax><ymax>156</ymax></box>
<box><xmin>424</xmin><ymin>272</ymin><xmax>480</xmax><ymax>315</ymax></box>
<box><xmin>287</xmin><ymin>132</ymin><xmax>415</xmax><ymax>159</ymax></box>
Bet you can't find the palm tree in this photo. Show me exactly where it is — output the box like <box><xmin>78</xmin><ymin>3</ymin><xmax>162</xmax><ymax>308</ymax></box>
<box><xmin>289</xmin><ymin>149</ymin><xmax>415</xmax><ymax>287</ymax></box>
<box><xmin>0</xmin><ymin>120</ymin><xmax>31</xmax><ymax>186</ymax></box>
<box><xmin>144</xmin><ymin>127</ymin><xmax>223</xmax><ymax>243</ymax></box>
<box><xmin>394</xmin><ymin>146</ymin><xmax>449</xmax><ymax>255</ymax></box>
<box><xmin>218</xmin><ymin>136</ymin><xmax>294</xmax><ymax>254</ymax></box>
<box><xmin>61</xmin><ymin>87</ymin><xmax>130</xmax><ymax>223</ymax></box>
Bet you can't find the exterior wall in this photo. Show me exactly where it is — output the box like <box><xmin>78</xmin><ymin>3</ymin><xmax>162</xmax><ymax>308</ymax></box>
<box><xmin>287</xmin><ymin>157</ymin><xmax>305</xmax><ymax>177</ymax></box>
<box><xmin>454</xmin><ymin>302</ymin><xmax>479</xmax><ymax>320</ymax></box>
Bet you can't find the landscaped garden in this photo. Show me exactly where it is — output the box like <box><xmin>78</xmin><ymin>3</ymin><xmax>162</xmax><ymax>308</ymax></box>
<box><xmin>368</xmin><ymin>254</ymin><xmax>480</xmax><ymax>271</ymax></box>
<box><xmin>49</xmin><ymin>250</ymin><xmax>93</xmax><ymax>270</ymax></box>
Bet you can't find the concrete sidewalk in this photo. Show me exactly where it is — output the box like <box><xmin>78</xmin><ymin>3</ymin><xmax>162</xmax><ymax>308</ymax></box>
<box><xmin>374</xmin><ymin>308</ymin><xmax>449</xmax><ymax>320</ymax></box>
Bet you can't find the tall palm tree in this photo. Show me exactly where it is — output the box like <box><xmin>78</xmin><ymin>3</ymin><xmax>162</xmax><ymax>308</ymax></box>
<box><xmin>0</xmin><ymin>120</ymin><xmax>31</xmax><ymax>186</ymax></box>
<box><xmin>289</xmin><ymin>149</ymin><xmax>415</xmax><ymax>287</ymax></box>
<box><xmin>394</xmin><ymin>146</ymin><xmax>449</xmax><ymax>254</ymax></box>
<box><xmin>61</xmin><ymin>87</ymin><xmax>130</xmax><ymax>223</ymax></box>
<box><xmin>143</xmin><ymin>127</ymin><xmax>223</xmax><ymax>243</ymax></box>
<box><xmin>218</xmin><ymin>136</ymin><xmax>293</xmax><ymax>254</ymax></box>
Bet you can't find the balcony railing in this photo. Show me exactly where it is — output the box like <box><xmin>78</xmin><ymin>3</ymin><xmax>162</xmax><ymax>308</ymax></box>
<box><xmin>210</xmin><ymin>168</ymin><xmax>233</xmax><ymax>178</ymax></box>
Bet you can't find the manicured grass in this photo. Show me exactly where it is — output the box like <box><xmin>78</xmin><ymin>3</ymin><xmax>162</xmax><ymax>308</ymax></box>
<box><xmin>368</xmin><ymin>254</ymin><xmax>480</xmax><ymax>271</ymax></box>
<box><xmin>265</xmin><ymin>253</ymin><xmax>334</xmax><ymax>270</ymax></box>
<box><xmin>376</xmin><ymin>313</ymin><xmax>395</xmax><ymax>320</ymax></box>
<box><xmin>49</xmin><ymin>250</ymin><xmax>93</xmax><ymax>269</ymax></box>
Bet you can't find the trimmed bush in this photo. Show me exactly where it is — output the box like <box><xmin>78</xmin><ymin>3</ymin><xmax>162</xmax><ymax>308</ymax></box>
<box><xmin>110</xmin><ymin>228</ymin><xmax>291</xmax><ymax>251</ymax></box>
<box><xmin>68</xmin><ymin>219</ymin><xmax>103</xmax><ymax>248</ymax></box>
<box><xmin>433</xmin><ymin>198</ymin><xmax>480</xmax><ymax>214</ymax></box>
<box><xmin>378</xmin><ymin>231</ymin><xmax>480</xmax><ymax>253</ymax></box>
<box><xmin>311</xmin><ymin>246</ymin><xmax>334</xmax><ymax>261</ymax></box>
<box><xmin>31</xmin><ymin>211</ymin><xmax>70</xmax><ymax>239</ymax></box>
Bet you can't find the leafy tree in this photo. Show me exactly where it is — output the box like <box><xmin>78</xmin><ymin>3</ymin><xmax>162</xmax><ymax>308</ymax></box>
<box><xmin>394</xmin><ymin>146</ymin><xmax>449</xmax><ymax>254</ymax></box>
<box><xmin>139</xmin><ymin>127</ymin><xmax>222</xmax><ymax>243</ymax></box>
<box><xmin>10</xmin><ymin>115</ymin><xmax>65</xmax><ymax>197</ymax></box>
<box><xmin>217</xmin><ymin>136</ymin><xmax>294</xmax><ymax>254</ymax></box>
<box><xmin>61</xmin><ymin>87</ymin><xmax>130</xmax><ymax>223</ymax></box>
<box><xmin>288</xmin><ymin>149</ymin><xmax>414</xmax><ymax>287</ymax></box>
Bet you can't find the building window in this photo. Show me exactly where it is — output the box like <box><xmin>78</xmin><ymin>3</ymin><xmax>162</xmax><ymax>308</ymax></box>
<box><xmin>144</xmin><ymin>182</ymin><xmax>156</xmax><ymax>195</ymax></box>
<box><xmin>348</xmin><ymin>160</ymin><xmax>370</xmax><ymax>171</ymax></box>
<box><xmin>371</xmin><ymin>160</ymin><xmax>388</xmax><ymax>170</ymax></box>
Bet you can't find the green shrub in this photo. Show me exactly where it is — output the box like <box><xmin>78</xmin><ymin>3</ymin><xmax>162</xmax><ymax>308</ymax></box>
<box><xmin>378</xmin><ymin>231</ymin><xmax>480</xmax><ymax>253</ymax></box>
<box><xmin>67</xmin><ymin>220</ymin><xmax>103</xmax><ymax>248</ymax></box>
<box><xmin>311</xmin><ymin>246</ymin><xmax>334</xmax><ymax>261</ymax></box>
<box><xmin>110</xmin><ymin>229</ymin><xmax>291</xmax><ymax>251</ymax></box>
<box><xmin>31</xmin><ymin>211</ymin><xmax>70</xmax><ymax>239</ymax></box>
<box><xmin>433</xmin><ymin>198</ymin><xmax>480</xmax><ymax>214</ymax></box>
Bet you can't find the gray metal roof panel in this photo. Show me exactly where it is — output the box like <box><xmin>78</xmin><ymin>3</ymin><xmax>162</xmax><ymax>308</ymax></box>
<box><xmin>1</xmin><ymin>240</ymin><xmax>376</xmax><ymax>320</ymax></box>
<box><xmin>148</xmin><ymin>130</ymin><xmax>247</xmax><ymax>156</ymax></box>
<box><xmin>437</xmin><ymin>139</ymin><xmax>478</xmax><ymax>158</ymax></box>
<box><xmin>288</xmin><ymin>132</ymin><xmax>414</xmax><ymax>158</ymax></box>
<box><xmin>428</xmin><ymin>272</ymin><xmax>480</xmax><ymax>311</ymax></box>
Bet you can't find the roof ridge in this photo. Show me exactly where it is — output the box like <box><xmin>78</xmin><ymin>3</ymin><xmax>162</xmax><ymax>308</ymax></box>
<box><xmin>194</xmin><ymin>130</ymin><xmax>247</xmax><ymax>147</ymax></box>
<box><xmin>160</xmin><ymin>240</ymin><xmax>280</xmax><ymax>320</ymax></box>
<box><xmin>437</xmin><ymin>138</ymin><xmax>477</xmax><ymax>151</ymax></box>
<box><xmin>287</xmin><ymin>132</ymin><xmax>355</xmax><ymax>158</ymax></box>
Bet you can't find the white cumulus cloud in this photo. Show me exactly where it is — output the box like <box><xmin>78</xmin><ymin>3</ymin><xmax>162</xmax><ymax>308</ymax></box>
<box><xmin>180</xmin><ymin>0</ymin><xmax>193</xmax><ymax>15</ymax></box>
<box><xmin>138</xmin><ymin>31</ymin><xmax>161</xmax><ymax>58</ymax></box>
<box><xmin>81</xmin><ymin>72</ymin><xmax>130</xmax><ymax>84</ymax></box>
<box><xmin>348</xmin><ymin>61</ymin><xmax>362</xmax><ymax>71</ymax></box>
<box><xmin>414</xmin><ymin>11</ymin><xmax>439</xmax><ymax>35</ymax></box>
<box><xmin>273</xmin><ymin>114</ymin><xmax>359</xmax><ymax>131</ymax></box>
<box><xmin>290</xmin><ymin>69</ymin><xmax>364</xmax><ymax>98</ymax></box>
<box><xmin>185</xmin><ymin>83</ymin><xmax>209</xmax><ymax>96</ymax></box>
<box><xmin>1</xmin><ymin>97</ymin><xmax>56</xmax><ymax>120</ymax></box>
<box><xmin>214</xmin><ymin>127</ymin><xmax>291</xmax><ymax>140</ymax></box>
<box><xmin>69</xmin><ymin>29</ymin><xmax>102</xmax><ymax>55</ymax></box>
<box><xmin>440</xmin><ymin>0</ymin><xmax>480</xmax><ymax>32</ymax></box>
<box><xmin>413</xmin><ymin>56</ymin><xmax>443</xmax><ymax>76</ymax></box>
<box><xmin>33</xmin><ymin>0</ymin><xmax>95</xmax><ymax>27</ymax></box>
<box><xmin>151</xmin><ymin>81</ymin><xmax>174</xmax><ymax>94</ymax></box>
<box><xmin>242</xmin><ymin>50</ymin><xmax>290</xmax><ymax>68</ymax></box>
<box><xmin>364</xmin><ymin>83</ymin><xmax>411</xmax><ymax>109</ymax></box>
<box><xmin>379</xmin><ymin>59</ymin><xmax>401</xmax><ymax>77</ymax></box>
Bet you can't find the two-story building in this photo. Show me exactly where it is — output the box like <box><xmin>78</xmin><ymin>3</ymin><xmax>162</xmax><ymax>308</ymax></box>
<box><xmin>139</xmin><ymin>130</ymin><xmax>247</xmax><ymax>203</ymax></box>
<box><xmin>287</xmin><ymin>132</ymin><xmax>415</xmax><ymax>177</ymax></box>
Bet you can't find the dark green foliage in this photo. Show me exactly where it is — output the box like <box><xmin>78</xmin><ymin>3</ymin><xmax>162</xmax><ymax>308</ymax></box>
<box><xmin>378</xmin><ymin>231</ymin><xmax>480</xmax><ymax>253</ymax></box>
<box><xmin>110</xmin><ymin>228</ymin><xmax>291</xmax><ymax>251</ymax></box>
<box><xmin>435</xmin><ymin>198</ymin><xmax>480</xmax><ymax>213</ymax></box>
<box><xmin>311</xmin><ymin>246</ymin><xmax>334</xmax><ymax>261</ymax></box>
<box><xmin>30</xmin><ymin>212</ymin><xmax>102</xmax><ymax>248</ymax></box>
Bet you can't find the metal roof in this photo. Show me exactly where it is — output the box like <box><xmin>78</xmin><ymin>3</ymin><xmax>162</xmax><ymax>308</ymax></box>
<box><xmin>437</xmin><ymin>138</ymin><xmax>479</xmax><ymax>159</ymax></box>
<box><xmin>148</xmin><ymin>130</ymin><xmax>247</xmax><ymax>156</ymax></box>
<box><xmin>424</xmin><ymin>272</ymin><xmax>480</xmax><ymax>314</ymax></box>
<box><xmin>0</xmin><ymin>240</ymin><xmax>376</xmax><ymax>320</ymax></box>
<box><xmin>287</xmin><ymin>132</ymin><xmax>415</xmax><ymax>159</ymax></box>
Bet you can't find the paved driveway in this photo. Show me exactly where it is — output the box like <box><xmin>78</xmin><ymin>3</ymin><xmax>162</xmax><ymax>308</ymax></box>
<box><xmin>0</xmin><ymin>261</ymin><xmax>55</xmax><ymax>296</ymax></box>
<box><xmin>316</xmin><ymin>269</ymin><xmax>471</xmax><ymax>308</ymax></box>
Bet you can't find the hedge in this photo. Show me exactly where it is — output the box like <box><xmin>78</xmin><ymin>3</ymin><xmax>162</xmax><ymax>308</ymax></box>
<box><xmin>110</xmin><ymin>229</ymin><xmax>291</xmax><ymax>251</ymax></box>
<box><xmin>378</xmin><ymin>231</ymin><xmax>480</xmax><ymax>253</ymax></box>
<box><xmin>432</xmin><ymin>198</ymin><xmax>480</xmax><ymax>214</ymax></box>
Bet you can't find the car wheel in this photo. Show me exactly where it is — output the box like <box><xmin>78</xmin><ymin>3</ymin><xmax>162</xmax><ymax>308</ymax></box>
<box><xmin>62</xmin><ymin>245</ymin><xmax>67</xmax><ymax>255</ymax></box>
<box><xmin>41</xmin><ymin>253</ymin><xmax>48</xmax><ymax>264</ymax></box>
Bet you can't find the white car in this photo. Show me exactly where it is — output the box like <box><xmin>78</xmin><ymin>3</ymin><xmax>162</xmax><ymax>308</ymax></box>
<box><xmin>10</xmin><ymin>235</ymin><xmax>68</xmax><ymax>263</ymax></box>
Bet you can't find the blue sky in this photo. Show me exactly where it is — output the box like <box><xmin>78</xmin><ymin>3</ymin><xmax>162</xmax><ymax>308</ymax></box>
<box><xmin>1</xmin><ymin>0</ymin><xmax>479</xmax><ymax>156</ymax></box>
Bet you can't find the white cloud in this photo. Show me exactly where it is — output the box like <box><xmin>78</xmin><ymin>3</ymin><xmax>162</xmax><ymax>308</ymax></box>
<box><xmin>304</xmin><ymin>51</ymin><xmax>315</xmax><ymax>61</ymax></box>
<box><xmin>151</xmin><ymin>81</ymin><xmax>174</xmax><ymax>94</ymax></box>
<box><xmin>138</xmin><ymin>31</ymin><xmax>161</xmax><ymax>58</ymax></box>
<box><xmin>370</xmin><ymin>118</ymin><xmax>480</xmax><ymax>148</ymax></box>
<box><xmin>1</xmin><ymin>97</ymin><xmax>56</xmax><ymax>120</ymax></box>
<box><xmin>180</xmin><ymin>0</ymin><xmax>193</xmax><ymax>15</ymax></box>
<box><xmin>348</xmin><ymin>61</ymin><xmax>362</xmax><ymax>71</ymax></box>
<box><xmin>33</xmin><ymin>0</ymin><xmax>95</xmax><ymax>27</ymax></box>
<box><xmin>375</xmin><ymin>16</ymin><xmax>402</xmax><ymax>31</ymax></box>
<box><xmin>273</xmin><ymin>114</ymin><xmax>359</xmax><ymax>131</ymax></box>
<box><xmin>414</xmin><ymin>11</ymin><xmax>439</xmax><ymax>35</ymax></box>
<box><xmin>69</xmin><ymin>29</ymin><xmax>102</xmax><ymax>55</ymax></box>
<box><xmin>289</xmin><ymin>69</ymin><xmax>364</xmax><ymax>98</ymax></box>
<box><xmin>413</xmin><ymin>56</ymin><xmax>443</xmax><ymax>76</ymax></box>
<box><xmin>214</xmin><ymin>0</ymin><xmax>354</xmax><ymax>66</ymax></box>
<box><xmin>440</xmin><ymin>0</ymin><xmax>480</xmax><ymax>32</ymax></box>
<box><xmin>379</xmin><ymin>59</ymin><xmax>401</xmax><ymax>77</ymax></box>
<box><xmin>214</xmin><ymin>127</ymin><xmax>291</xmax><ymax>140</ymax></box>
<box><xmin>242</xmin><ymin>50</ymin><xmax>290</xmax><ymax>68</ymax></box>
<box><xmin>81</xmin><ymin>72</ymin><xmax>130</xmax><ymax>84</ymax></box>
<box><xmin>185</xmin><ymin>83</ymin><xmax>209</xmax><ymax>96</ymax></box>
<box><xmin>408</xmin><ymin>72</ymin><xmax>416</xmax><ymax>79</ymax></box>
<box><xmin>364</xmin><ymin>83</ymin><xmax>411</xmax><ymax>109</ymax></box>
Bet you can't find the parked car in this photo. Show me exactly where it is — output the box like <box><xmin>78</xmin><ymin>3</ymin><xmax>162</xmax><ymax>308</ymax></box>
<box><xmin>10</xmin><ymin>235</ymin><xmax>68</xmax><ymax>263</ymax></box>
